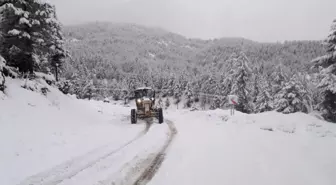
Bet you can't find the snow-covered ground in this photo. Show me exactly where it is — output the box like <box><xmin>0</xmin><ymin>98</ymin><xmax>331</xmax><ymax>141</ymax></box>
<box><xmin>0</xmin><ymin>78</ymin><xmax>162</xmax><ymax>185</ymax></box>
<box><xmin>1</xmin><ymin>78</ymin><xmax>336</xmax><ymax>185</ymax></box>
<box><xmin>149</xmin><ymin>109</ymin><xmax>336</xmax><ymax>185</ymax></box>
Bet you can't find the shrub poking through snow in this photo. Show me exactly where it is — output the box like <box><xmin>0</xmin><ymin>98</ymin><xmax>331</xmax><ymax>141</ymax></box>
<box><xmin>56</xmin><ymin>79</ymin><xmax>71</xmax><ymax>95</ymax></box>
<box><xmin>260</xmin><ymin>127</ymin><xmax>274</xmax><ymax>132</ymax></box>
<box><xmin>35</xmin><ymin>72</ymin><xmax>56</xmax><ymax>85</ymax></box>
<box><xmin>21</xmin><ymin>79</ymin><xmax>50</xmax><ymax>95</ymax></box>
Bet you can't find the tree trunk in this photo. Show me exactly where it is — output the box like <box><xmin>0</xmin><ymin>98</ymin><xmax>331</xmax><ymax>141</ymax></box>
<box><xmin>55</xmin><ymin>65</ymin><xmax>58</xmax><ymax>81</ymax></box>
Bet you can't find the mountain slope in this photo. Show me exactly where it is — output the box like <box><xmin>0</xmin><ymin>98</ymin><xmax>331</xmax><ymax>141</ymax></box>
<box><xmin>63</xmin><ymin>22</ymin><xmax>324</xmax><ymax>74</ymax></box>
<box><xmin>61</xmin><ymin>22</ymin><xmax>326</xmax><ymax>114</ymax></box>
<box><xmin>64</xmin><ymin>22</ymin><xmax>208</xmax><ymax>65</ymax></box>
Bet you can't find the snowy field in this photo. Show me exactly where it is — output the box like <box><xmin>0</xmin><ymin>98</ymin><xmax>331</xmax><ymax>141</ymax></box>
<box><xmin>1</xmin><ymin>79</ymin><xmax>336</xmax><ymax>185</ymax></box>
<box><xmin>149</xmin><ymin>109</ymin><xmax>336</xmax><ymax>185</ymax></box>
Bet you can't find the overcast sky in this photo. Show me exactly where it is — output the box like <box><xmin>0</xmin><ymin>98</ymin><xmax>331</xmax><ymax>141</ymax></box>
<box><xmin>50</xmin><ymin>0</ymin><xmax>336</xmax><ymax>42</ymax></box>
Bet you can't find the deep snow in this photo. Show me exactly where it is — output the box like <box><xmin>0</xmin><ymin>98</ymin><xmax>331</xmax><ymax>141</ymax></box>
<box><xmin>1</xmin><ymin>78</ymin><xmax>336</xmax><ymax>185</ymax></box>
<box><xmin>0</xmin><ymin>78</ymin><xmax>144</xmax><ymax>185</ymax></box>
<box><xmin>148</xmin><ymin>109</ymin><xmax>336</xmax><ymax>185</ymax></box>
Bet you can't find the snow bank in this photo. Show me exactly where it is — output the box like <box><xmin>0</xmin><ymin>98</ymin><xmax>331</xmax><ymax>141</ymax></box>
<box><xmin>166</xmin><ymin>108</ymin><xmax>336</xmax><ymax>138</ymax></box>
<box><xmin>0</xmin><ymin>78</ymin><xmax>142</xmax><ymax>185</ymax></box>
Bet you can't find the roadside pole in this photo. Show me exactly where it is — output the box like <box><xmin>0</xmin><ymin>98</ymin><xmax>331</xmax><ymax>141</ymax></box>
<box><xmin>230</xmin><ymin>104</ymin><xmax>234</xmax><ymax>116</ymax></box>
<box><xmin>228</xmin><ymin>95</ymin><xmax>238</xmax><ymax>116</ymax></box>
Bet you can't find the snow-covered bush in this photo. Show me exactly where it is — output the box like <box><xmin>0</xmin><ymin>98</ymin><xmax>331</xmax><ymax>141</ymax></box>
<box><xmin>21</xmin><ymin>79</ymin><xmax>50</xmax><ymax>96</ymax></box>
<box><xmin>35</xmin><ymin>72</ymin><xmax>56</xmax><ymax>85</ymax></box>
<box><xmin>56</xmin><ymin>79</ymin><xmax>71</xmax><ymax>95</ymax></box>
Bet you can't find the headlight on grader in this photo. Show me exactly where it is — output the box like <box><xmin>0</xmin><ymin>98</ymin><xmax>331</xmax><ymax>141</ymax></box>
<box><xmin>137</xmin><ymin>99</ymin><xmax>142</xmax><ymax>104</ymax></box>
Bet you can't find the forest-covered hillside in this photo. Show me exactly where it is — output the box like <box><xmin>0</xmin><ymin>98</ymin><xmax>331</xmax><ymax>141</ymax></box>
<box><xmin>61</xmin><ymin>22</ymin><xmax>330</xmax><ymax>117</ymax></box>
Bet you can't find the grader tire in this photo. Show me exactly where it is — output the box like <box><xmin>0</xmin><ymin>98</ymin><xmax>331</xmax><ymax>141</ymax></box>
<box><xmin>158</xmin><ymin>108</ymin><xmax>163</xmax><ymax>124</ymax></box>
<box><xmin>131</xmin><ymin>109</ymin><xmax>137</xmax><ymax>124</ymax></box>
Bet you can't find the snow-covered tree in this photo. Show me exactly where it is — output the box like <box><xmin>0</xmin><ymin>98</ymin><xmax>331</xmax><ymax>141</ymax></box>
<box><xmin>173</xmin><ymin>77</ymin><xmax>184</xmax><ymax>108</ymax></box>
<box><xmin>296</xmin><ymin>73</ymin><xmax>320</xmax><ymax>113</ymax></box>
<box><xmin>209</xmin><ymin>96</ymin><xmax>221</xmax><ymax>110</ymax></box>
<box><xmin>255</xmin><ymin>75</ymin><xmax>274</xmax><ymax>112</ymax></box>
<box><xmin>274</xmin><ymin>75</ymin><xmax>308</xmax><ymax>114</ymax></box>
<box><xmin>252</xmin><ymin>73</ymin><xmax>259</xmax><ymax>103</ymax></box>
<box><xmin>312</xmin><ymin>19</ymin><xmax>336</xmax><ymax>122</ymax></box>
<box><xmin>184</xmin><ymin>82</ymin><xmax>193</xmax><ymax>108</ymax></box>
<box><xmin>0</xmin><ymin>0</ymin><xmax>67</xmax><ymax>74</ymax></box>
<box><xmin>229</xmin><ymin>52</ymin><xmax>254</xmax><ymax>113</ymax></box>
<box><xmin>270</xmin><ymin>64</ymin><xmax>287</xmax><ymax>95</ymax></box>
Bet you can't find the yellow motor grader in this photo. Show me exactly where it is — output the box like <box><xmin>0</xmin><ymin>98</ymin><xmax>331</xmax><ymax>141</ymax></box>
<box><xmin>131</xmin><ymin>87</ymin><xmax>163</xmax><ymax>124</ymax></box>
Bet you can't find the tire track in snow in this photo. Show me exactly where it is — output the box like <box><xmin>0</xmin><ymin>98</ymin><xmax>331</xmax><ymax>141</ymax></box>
<box><xmin>18</xmin><ymin>121</ymin><xmax>151</xmax><ymax>185</ymax></box>
<box><xmin>132</xmin><ymin>119</ymin><xmax>177</xmax><ymax>185</ymax></box>
<box><xmin>94</xmin><ymin>119</ymin><xmax>176</xmax><ymax>185</ymax></box>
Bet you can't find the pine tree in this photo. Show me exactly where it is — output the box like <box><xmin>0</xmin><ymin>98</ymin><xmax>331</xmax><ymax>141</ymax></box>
<box><xmin>184</xmin><ymin>82</ymin><xmax>193</xmax><ymax>108</ymax></box>
<box><xmin>255</xmin><ymin>75</ymin><xmax>274</xmax><ymax>112</ymax></box>
<box><xmin>297</xmin><ymin>73</ymin><xmax>318</xmax><ymax>113</ymax></box>
<box><xmin>229</xmin><ymin>52</ymin><xmax>253</xmax><ymax>113</ymax></box>
<box><xmin>0</xmin><ymin>0</ymin><xmax>67</xmax><ymax>74</ymax></box>
<box><xmin>312</xmin><ymin>19</ymin><xmax>336</xmax><ymax>122</ymax></box>
<box><xmin>173</xmin><ymin>78</ymin><xmax>183</xmax><ymax>108</ymax></box>
<box><xmin>252</xmin><ymin>73</ymin><xmax>259</xmax><ymax>103</ymax></box>
<box><xmin>274</xmin><ymin>75</ymin><xmax>308</xmax><ymax>114</ymax></box>
<box><xmin>270</xmin><ymin>64</ymin><xmax>287</xmax><ymax>95</ymax></box>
